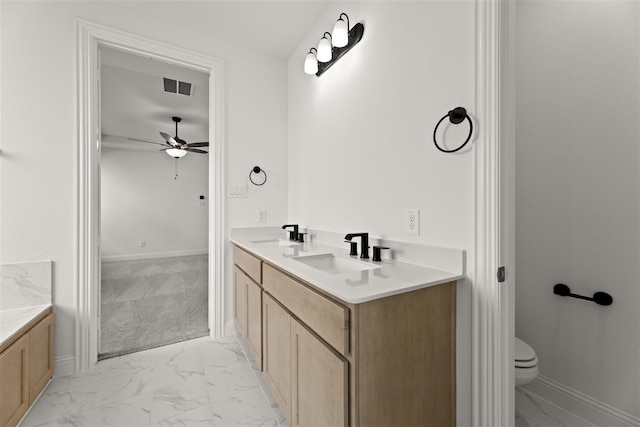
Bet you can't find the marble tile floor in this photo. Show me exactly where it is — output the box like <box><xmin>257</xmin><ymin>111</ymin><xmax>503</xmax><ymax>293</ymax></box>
<box><xmin>516</xmin><ymin>387</ymin><xmax>594</xmax><ymax>427</ymax></box>
<box><xmin>20</xmin><ymin>335</ymin><xmax>288</xmax><ymax>427</ymax></box>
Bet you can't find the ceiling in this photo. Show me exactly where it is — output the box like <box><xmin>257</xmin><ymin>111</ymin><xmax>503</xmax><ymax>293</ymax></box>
<box><xmin>100</xmin><ymin>1</ymin><xmax>329</xmax><ymax>153</ymax></box>
<box><xmin>101</xmin><ymin>46</ymin><xmax>211</xmax><ymax>152</ymax></box>
<box><xmin>120</xmin><ymin>1</ymin><xmax>329</xmax><ymax>60</ymax></box>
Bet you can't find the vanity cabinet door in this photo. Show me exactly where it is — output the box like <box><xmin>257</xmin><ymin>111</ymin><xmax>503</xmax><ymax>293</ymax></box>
<box><xmin>0</xmin><ymin>335</ymin><xmax>29</xmax><ymax>427</ymax></box>
<box><xmin>233</xmin><ymin>266</ymin><xmax>247</xmax><ymax>337</ymax></box>
<box><xmin>291</xmin><ymin>320</ymin><xmax>348</xmax><ymax>427</ymax></box>
<box><xmin>262</xmin><ymin>294</ymin><xmax>292</xmax><ymax>422</ymax></box>
<box><xmin>29</xmin><ymin>313</ymin><xmax>54</xmax><ymax>404</ymax></box>
<box><xmin>246</xmin><ymin>278</ymin><xmax>262</xmax><ymax>370</ymax></box>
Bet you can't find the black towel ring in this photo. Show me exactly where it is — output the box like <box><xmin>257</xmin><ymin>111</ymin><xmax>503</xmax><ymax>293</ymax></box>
<box><xmin>433</xmin><ymin>107</ymin><xmax>473</xmax><ymax>153</ymax></box>
<box><xmin>249</xmin><ymin>166</ymin><xmax>267</xmax><ymax>186</ymax></box>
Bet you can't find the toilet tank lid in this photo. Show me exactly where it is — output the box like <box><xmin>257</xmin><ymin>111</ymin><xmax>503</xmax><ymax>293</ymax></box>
<box><xmin>515</xmin><ymin>337</ymin><xmax>536</xmax><ymax>361</ymax></box>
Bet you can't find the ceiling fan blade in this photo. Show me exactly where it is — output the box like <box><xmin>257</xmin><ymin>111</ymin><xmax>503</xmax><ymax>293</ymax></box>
<box><xmin>160</xmin><ymin>132</ymin><xmax>179</xmax><ymax>147</ymax></box>
<box><xmin>184</xmin><ymin>148</ymin><xmax>208</xmax><ymax>154</ymax></box>
<box><xmin>183</xmin><ymin>142</ymin><xmax>209</xmax><ymax>148</ymax></box>
<box><xmin>127</xmin><ymin>138</ymin><xmax>166</xmax><ymax>146</ymax></box>
<box><xmin>174</xmin><ymin>137</ymin><xmax>188</xmax><ymax>146</ymax></box>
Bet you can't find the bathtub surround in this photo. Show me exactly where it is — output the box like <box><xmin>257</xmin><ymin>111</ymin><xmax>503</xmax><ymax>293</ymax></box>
<box><xmin>0</xmin><ymin>261</ymin><xmax>52</xmax><ymax>310</ymax></box>
<box><xmin>99</xmin><ymin>255</ymin><xmax>209</xmax><ymax>360</ymax></box>
<box><xmin>0</xmin><ymin>260</ymin><xmax>53</xmax><ymax>345</ymax></box>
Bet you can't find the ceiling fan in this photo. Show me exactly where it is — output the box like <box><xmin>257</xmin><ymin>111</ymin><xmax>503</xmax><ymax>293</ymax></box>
<box><xmin>129</xmin><ymin>116</ymin><xmax>209</xmax><ymax>158</ymax></box>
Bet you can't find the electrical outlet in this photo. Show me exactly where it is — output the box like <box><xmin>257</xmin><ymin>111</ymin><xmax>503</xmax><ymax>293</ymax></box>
<box><xmin>405</xmin><ymin>209</ymin><xmax>420</xmax><ymax>235</ymax></box>
<box><xmin>257</xmin><ymin>209</ymin><xmax>266</xmax><ymax>223</ymax></box>
<box><xmin>139</xmin><ymin>240</ymin><xmax>146</xmax><ymax>247</ymax></box>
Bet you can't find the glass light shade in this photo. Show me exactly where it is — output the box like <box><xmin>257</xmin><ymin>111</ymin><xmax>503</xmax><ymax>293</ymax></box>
<box><xmin>317</xmin><ymin>36</ymin><xmax>332</xmax><ymax>63</ymax></box>
<box><xmin>166</xmin><ymin>148</ymin><xmax>187</xmax><ymax>158</ymax></box>
<box><xmin>304</xmin><ymin>51</ymin><xmax>318</xmax><ymax>75</ymax></box>
<box><xmin>332</xmin><ymin>18</ymin><xmax>349</xmax><ymax>48</ymax></box>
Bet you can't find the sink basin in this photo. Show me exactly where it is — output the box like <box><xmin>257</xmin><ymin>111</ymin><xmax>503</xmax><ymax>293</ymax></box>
<box><xmin>250</xmin><ymin>239</ymin><xmax>299</xmax><ymax>247</ymax></box>
<box><xmin>291</xmin><ymin>253</ymin><xmax>378</xmax><ymax>275</ymax></box>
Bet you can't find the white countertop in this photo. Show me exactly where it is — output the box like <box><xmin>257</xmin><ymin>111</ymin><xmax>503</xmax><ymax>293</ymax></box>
<box><xmin>0</xmin><ymin>305</ymin><xmax>52</xmax><ymax>347</ymax></box>
<box><xmin>231</xmin><ymin>235</ymin><xmax>464</xmax><ymax>304</ymax></box>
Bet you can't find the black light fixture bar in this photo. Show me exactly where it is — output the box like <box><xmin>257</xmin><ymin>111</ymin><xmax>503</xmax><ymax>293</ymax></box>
<box><xmin>316</xmin><ymin>22</ymin><xmax>364</xmax><ymax>77</ymax></box>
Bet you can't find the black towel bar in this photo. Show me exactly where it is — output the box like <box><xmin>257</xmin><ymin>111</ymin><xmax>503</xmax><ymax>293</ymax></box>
<box><xmin>553</xmin><ymin>283</ymin><xmax>613</xmax><ymax>306</ymax></box>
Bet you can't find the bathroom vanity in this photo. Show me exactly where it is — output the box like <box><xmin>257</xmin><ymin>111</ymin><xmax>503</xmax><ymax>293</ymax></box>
<box><xmin>232</xmin><ymin>234</ymin><xmax>463</xmax><ymax>426</ymax></box>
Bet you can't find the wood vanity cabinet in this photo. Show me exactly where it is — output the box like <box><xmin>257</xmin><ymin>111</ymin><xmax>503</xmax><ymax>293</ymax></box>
<box><xmin>262</xmin><ymin>293</ymin><xmax>348</xmax><ymax>427</ymax></box>
<box><xmin>0</xmin><ymin>308</ymin><xmax>54</xmax><ymax>427</ymax></box>
<box><xmin>233</xmin><ymin>246</ymin><xmax>263</xmax><ymax>369</ymax></box>
<box><xmin>233</xmin><ymin>244</ymin><xmax>456</xmax><ymax>427</ymax></box>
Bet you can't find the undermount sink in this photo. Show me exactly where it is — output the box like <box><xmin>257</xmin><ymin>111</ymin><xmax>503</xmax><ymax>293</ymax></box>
<box><xmin>250</xmin><ymin>238</ymin><xmax>299</xmax><ymax>247</ymax></box>
<box><xmin>291</xmin><ymin>253</ymin><xmax>378</xmax><ymax>275</ymax></box>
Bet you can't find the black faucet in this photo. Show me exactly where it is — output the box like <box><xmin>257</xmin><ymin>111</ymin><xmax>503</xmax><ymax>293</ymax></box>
<box><xmin>344</xmin><ymin>233</ymin><xmax>369</xmax><ymax>259</ymax></box>
<box><xmin>282</xmin><ymin>224</ymin><xmax>299</xmax><ymax>241</ymax></box>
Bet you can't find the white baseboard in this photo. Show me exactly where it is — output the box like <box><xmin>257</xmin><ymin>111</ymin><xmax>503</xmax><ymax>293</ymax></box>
<box><xmin>522</xmin><ymin>375</ymin><xmax>639</xmax><ymax>427</ymax></box>
<box><xmin>101</xmin><ymin>249</ymin><xmax>208</xmax><ymax>263</ymax></box>
<box><xmin>54</xmin><ymin>354</ymin><xmax>75</xmax><ymax>378</ymax></box>
<box><xmin>224</xmin><ymin>319</ymin><xmax>238</xmax><ymax>337</ymax></box>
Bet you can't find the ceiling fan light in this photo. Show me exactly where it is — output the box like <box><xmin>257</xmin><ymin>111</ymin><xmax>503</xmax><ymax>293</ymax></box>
<box><xmin>166</xmin><ymin>148</ymin><xmax>187</xmax><ymax>158</ymax></box>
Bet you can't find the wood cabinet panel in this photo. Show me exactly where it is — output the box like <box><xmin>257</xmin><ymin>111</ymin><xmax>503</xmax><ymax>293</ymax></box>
<box><xmin>263</xmin><ymin>264</ymin><xmax>349</xmax><ymax>356</ymax></box>
<box><xmin>356</xmin><ymin>282</ymin><xmax>456</xmax><ymax>426</ymax></box>
<box><xmin>0</xmin><ymin>335</ymin><xmax>29</xmax><ymax>427</ymax></box>
<box><xmin>262</xmin><ymin>294</ymin><xmax>292</xmax><ymax>422</ymax></box>
<box><xmin>29</xmin><ymin>313</ymin><xmax>54</xmax><ymax>404</ymax></box>
<box><xmin>246</xmin><ymin>278</ymin><xmax>262</xmax><ymax>370</ymax></box>
<box><xmin>234</xmin><ymin>266</ymin><xmax>247</xmax><ymax>337</ymax></box>
<box><xmin>291</xmin><ymin>320</ymin><xmax>348</xmax><ymax>427</ymax></box>
<box><xmin>233</xmin><ymin>246</ymin><xmax>262</xmax><ymax>283</ymax></box>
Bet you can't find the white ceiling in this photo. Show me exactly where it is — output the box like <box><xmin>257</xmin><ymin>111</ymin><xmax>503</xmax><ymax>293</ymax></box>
<box><xmin>120</xmin><ymin>1</ymin><xmax>330</xmax><ymax>59</ymax></box>
<box><xmin>101</xmin><ymin>46</ymin><xmax>211</xmax><ymax>152</ymax></box>
<box><xmin>100</xmin><ymin>1</ymin><xmax>329</xmax><ymax>153</ymax></box>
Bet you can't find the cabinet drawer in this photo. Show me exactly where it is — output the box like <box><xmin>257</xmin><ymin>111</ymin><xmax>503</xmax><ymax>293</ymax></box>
<box><xmin>233</xmin><ymin>246</ymin><xmax>262</xmax><ymax>283</ymax></box>
<box><xmin>263</xmin><ymin>263</ymin><xmax>349</xmax><ymax>355</ymax></box>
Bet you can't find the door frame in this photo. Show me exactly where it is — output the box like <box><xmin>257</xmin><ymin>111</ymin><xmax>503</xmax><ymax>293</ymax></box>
<box><xmin>74</xmin><ymin>19</ymin><xmax>226</xmax><ymax>371</ymax></box>
<box><xmin>472</xmin><ymin>0</ymin><xmax>515</xmax><ymax>425</ymax></box>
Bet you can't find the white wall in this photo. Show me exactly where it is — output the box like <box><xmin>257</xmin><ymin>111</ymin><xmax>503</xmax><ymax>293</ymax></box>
<box><xmin>101</xmin><ymin>148</ymin><xmax>208</xmax><ymax>259</ymax></box>
<box><xmin>516</xmin><ymin>0</ymin><xmax>639</xmax><ymax>418</ymax></box>
<box><xmin>288</xmin><ymin>2</ymin><xmax>476</xmax><ymax>424</ymax></box>
<box><xmin>0</xmin><ymin>1</ymin><xmax>288</xmax><ymax>370</ymax></box>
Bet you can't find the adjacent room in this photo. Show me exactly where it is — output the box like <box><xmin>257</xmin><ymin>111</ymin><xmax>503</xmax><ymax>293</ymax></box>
<box><xmin>99</xmin><ymin>47</ymin><xmax>211</xmax><ymax>359</ymax></box>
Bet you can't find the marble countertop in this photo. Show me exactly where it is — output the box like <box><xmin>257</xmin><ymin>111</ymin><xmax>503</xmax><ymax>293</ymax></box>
<box><xmin>0</xmin><ymin>304</ymin><xmax>52</xmax><ymax>348</ymax></box>
<box><xmin>231</xmin><ymin>235</ymin><xmax>464</xmax><ymax>304</ymax></box>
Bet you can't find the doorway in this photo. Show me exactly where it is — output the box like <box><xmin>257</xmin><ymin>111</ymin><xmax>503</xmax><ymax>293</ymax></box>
<box><xmin>98</xmin><ymin>47</ymin><xmax>210</xmax><ymax>359</ymax></box>
<box><xmin>75</xmin><ymin>19</ymin><xmax>226</xmax><ymax>371</ymax></box>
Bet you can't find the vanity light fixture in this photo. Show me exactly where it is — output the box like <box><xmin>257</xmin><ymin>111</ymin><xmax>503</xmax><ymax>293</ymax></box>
<box><xmin>332</xmin><ymin>13</ymin><xmax>350</xmax><ymax>48</ymax></box>
<box><xmin>304</xmin><ymin>48</ymin><xmax>318</xmax><ymax>75</ymax></box>
<box><xmin>303</xmin><ymin>13</ymin><xmax>365</xmax><ymax>77</ymax></box>
<box><xmin>317</xmin><ymin>32</ymin><xmax>333</xmax><ymax>63</ymax></box>
<box><xmin>165</xmin><ymin>148</ymin><xmax>187</xmax><ymax>158</ymax></box>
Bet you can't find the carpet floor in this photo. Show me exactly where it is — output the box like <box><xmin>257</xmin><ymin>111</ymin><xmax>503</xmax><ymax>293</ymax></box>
<box><xmin>99</xmin><ymin>254</ymin><xmax>209</xmax><ymax>360</ymax></box>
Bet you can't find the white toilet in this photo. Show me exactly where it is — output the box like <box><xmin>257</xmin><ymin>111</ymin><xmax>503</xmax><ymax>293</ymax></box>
<box><xmin>515</xmin><ymin>337</ymin><xmax>539</xmax><ymax>386</ymax></box>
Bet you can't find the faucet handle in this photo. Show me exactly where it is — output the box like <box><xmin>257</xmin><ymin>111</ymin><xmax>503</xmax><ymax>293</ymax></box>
<box><xmin>345</xmin><ymin>240</ymin><xmax>358</xmax><ymax>256</ymax></box>
<box><xmin>372</xmin><ymin>246</ymin><xmax>390</xmax><ymax>262</ymax></box>
<box><xmin>297</xmin><ymin>232</ymin><xmax>307</xmax><ymax>243</ymax></box>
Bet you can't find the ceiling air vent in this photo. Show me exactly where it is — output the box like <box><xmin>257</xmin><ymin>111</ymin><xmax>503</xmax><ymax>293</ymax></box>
<box><xmin>163</xmin><ymin>77</ymin><xmax>192</xmax><ymax>96</ymax></box>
